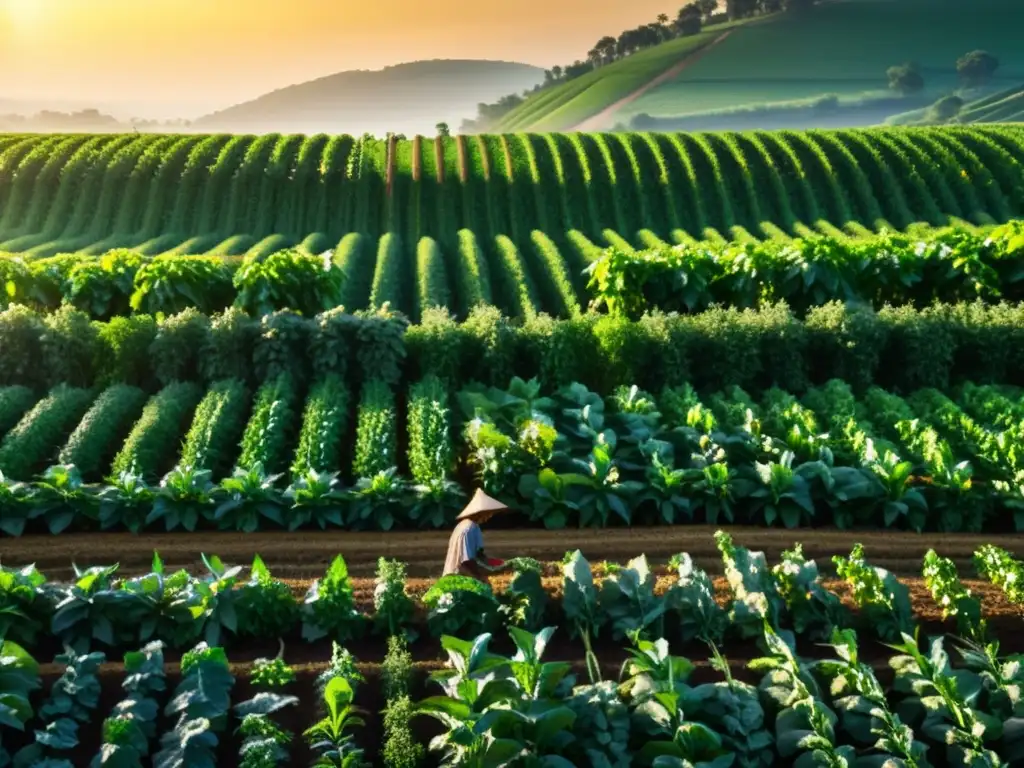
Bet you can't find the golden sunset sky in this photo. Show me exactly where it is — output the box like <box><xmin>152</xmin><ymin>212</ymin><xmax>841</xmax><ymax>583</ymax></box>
<box><xmin>0</xmin><ymin>0</ymin><xmax>678</xmax><ymax>117</ymax></box>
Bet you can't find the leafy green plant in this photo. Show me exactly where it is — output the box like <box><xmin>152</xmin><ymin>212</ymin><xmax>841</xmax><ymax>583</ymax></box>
<box><xmin>888</xmin><ymin>630</ymin><xmax>1002</xmax><ymax>767</ymax></box>
<box><xmin>598</xmin><ymin>554</ymin><xmax>665</xmax><ymax>642</ymax></box>
<box><xmin>562</xmin><ymin>549</ymin><xmax>602</xmax><ymax>683</ymax></box>
<box><xmin>715</xmin><ymin>531</ymin><xmax>783</xmax><ymax>639</ymax></box>
<box><xmin>179</xmin><ymin>378</ymin><xmax>249</xmax><ymax>476</ymax></box>
<box><xmin>91</xmin><ymin>641</ymin><xmax>167</xmax><ymax>768</ymax></box>
<box><xmin>771</xmin><ymin>544</ymin><xmax>848</xmax><ymax>641</ymax></box>
<box><xmin>213</xmin><ymin>463</ymin><xmax>285</xmax><ymax>532</ymax></box>
<box><xmin>13</xmin><ymin>648</ymin><xmax>106</xmax><ymax>767</ymax></box>
<box><xmin>154</xmin><ymin>642</ymin><xmax>235</xmax><ymax>768</ymax></box>
<box><xmin>0</xmin><ymin>640</ymin><xmax>42</xmax><ymax>768</ymax></box>
<box><xmin>415</xmin><ymin>626</ymin><xmax>577</xmax><ymax>767</ymax></box>
<box><xmin>131</xmin><ymin>255</ymin><xmax>233</xmax><ymax>315</ymax></box>
<box><xmin>833</xmin><ymin>544</ymin><xmax>913</xmax><ymax>642</ymax></box>
<box><xmin>237</xmin><ymin>556</ymin><xmax>300</xmax><ymax>641</ymax></box>
<box><xmin>251</xmin><ymin>655</ymin><xmax>296</xmax><ymax>690</ymax></box>
<box><xmin>283</xmin><ymin>468</ymin><xmax>347</xmax><ymax>530</ymax></box>
<box><xmin>234</xmin><ymin>249</ymin><xmax>344</xmax><ymax>317</ymax></box>
<box><xmin>149</xmin><ymin>308</ymin><xmax>211</xmax><ymax>386</ymax></box>
<box><xmin>146</xmin><ymin>465</ymin><xmax>217</xmax><ymax>532</ymax></box>
<box><xmin>96</xmin><ymin>470</ymin><xmax>154</xmax><ymax>533</ymax></box>
<box><xmin>664</xmin><ymin>553</ymin><xmax>728</xmax><ymax>645</ymax></box>
<box><xmin>809</xmin><ymin>629</ymin><xmax>929</xmax><ymax>767</ymax></box>
<box><xmin>352</xmin><ymin>379</ymin><xmax>397</xmax><ymax>479</ymax></box>
<box><xmin>29</xmin><ymin>463</ymin><xmax>96</xmax><ymax>534</ymax></box>
<box><xmin>382</xmin><ymin>695</ymin><xmax>423</xmax><ymax>768</ymax></box>
<box><xmin>66</xmin><ymin>249</ymin><xmax>142</xmax><ymax>319</ymax></box>
<box><xmin>922</xmin><ymin>549</ymin><xmax>984</xmax><ymax>641</ymax></box>
<box><xmin>373</xmin><ymin>558</ymin><xmax>415</xmax><ymax>641</ymax></box>
<box><xmin>304</xmin><ymin>676</ymin><xmax>369</xmax><ymax>768</ymax></box>
<box><xmin>0</xmin><ymin>564</ymin><xmax>50</xmax><ymax>648</ymax></box>
<box><xmin>422</xmin><ymin>575</ymin><xmax>499</xmax><ymax>638</ymax></box>
<box><xmin>302</xmin><ymin>555</ymin><xmax>365</xmax><ymax>643</ymax></box>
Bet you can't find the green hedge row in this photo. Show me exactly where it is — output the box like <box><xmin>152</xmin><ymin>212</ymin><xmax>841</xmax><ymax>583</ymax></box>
<box><xmin>4</xmin><ymin>300</ymin><xmax>1024</xmax><ymax>397</ymax></box>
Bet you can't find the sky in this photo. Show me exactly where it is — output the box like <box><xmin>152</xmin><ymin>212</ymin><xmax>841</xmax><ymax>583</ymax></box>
<box><xmin>0</xmin><ymin>0</ymin><xmax>680</xmax><ymax>119</ymax></box>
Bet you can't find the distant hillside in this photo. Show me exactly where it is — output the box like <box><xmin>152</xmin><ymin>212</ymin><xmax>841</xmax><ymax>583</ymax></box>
<box><xmin>888</xmin><ymin>83</ymin><xmax>1024</xmax><ymax>126</ymax></box>
<box><xmin>195</xmin><ymin>59</ymin><xmax>545</xmax><ymax>136</ymax></box>
<box><xmin>489</xmin><ymin>0</ymin><xmax>1024</xmax><ymax>132</ymax></box>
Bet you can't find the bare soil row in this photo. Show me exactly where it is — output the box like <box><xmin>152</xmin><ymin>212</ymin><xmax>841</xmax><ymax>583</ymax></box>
<box><xmin>4</xmin><ymin>525</ymin><xmax>1023</xmax><ymax>580</ymax></box>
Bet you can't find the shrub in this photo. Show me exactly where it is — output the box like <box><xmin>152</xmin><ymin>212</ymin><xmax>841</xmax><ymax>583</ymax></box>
<box><xmin>234</xmin><ymin>249</ymin><xmax>344</xmax><ymax>317</ymax></box>
<box><xmin>201</xmin><ymin>307</ymin><xmax>259</xmax><ymax>384</ymax></box>
<box><xmin>0</xmin><ymin>304</ymin><xmax>45</xmax><ymax>388</ymax></box>
<box><xmin>41</xmin><ymin>305</ymin><xmax>100</xmax><ymax>388</ymax></box>
<box><xmin>66</xmin><ymin>249</ymin><xmax>142</xmax><ymax>319</ymax></box>
<box><xmin>130</xmin><ymin>255</ymin><xmax>233</xmax><ymax>315</ymax></box>
<box><xmin>111</xmin><ymin>381</ymin><xmax>203</xmax><ymax>480</ymax></box>
<box><xmin>94</xmin><ymin>315</ymin><xmax>157</xmax><ymax>388</ymax></box>
<box><xmin>291</xmin><ymin>374</ymin><xmax>350</xmax><ymax>479</ymax></box>
<box><xmin>59</xmin><ymin>384</ymin><xmax>148</xmax><ymax>479</ymax></box>
<box><xmin>0</xmin><ymin>385</ymin><xmax>94</xmax><ymax>479</ymax></box>
<box><xmin>150</xmin><ymin>308</ymin><xmax>211</xmax><ymax>386</ymax></box>
<box><xmin>407</xmin><ymin>376</ymin><xmax>453</xmax><ymax>487</ymax></box>
<box><xmin>180</xmin><ymin>379</ymin><xmax>250</xmax><ymax>476</ymax></box>
<box><xmin>352</xmin><ymin>380</ymin><xmax>397</xmax><ymax>479</ymax></box>
<box><xmin>0</xmin><ymin>386</ymin><xmax>35</xmax><ymax>436</ymax></box>
<box><xmin>237</xmin><ymin>374</ymin><xmax>297</xmax><ymax>474</ymax></box>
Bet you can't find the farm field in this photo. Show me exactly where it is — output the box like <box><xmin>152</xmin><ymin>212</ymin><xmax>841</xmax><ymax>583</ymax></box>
<box><xmin>0</xmin><ymin>126</ymin><xmax>1023</xmax><ymax>264</ymax></box>
<box><xmin>604</xmin><ymin>0</ymin><xmax>1024</xmax><ymax>129</ymax></box>
<box><xmin>5</xmin><ymin>123</ymin><xmax>1024</xmax><ymax>767</ymax></box>
<box><xmin>3</xmin><ymin>530</ymin><xmax>1024</xmax><ymax>766</ymax></box>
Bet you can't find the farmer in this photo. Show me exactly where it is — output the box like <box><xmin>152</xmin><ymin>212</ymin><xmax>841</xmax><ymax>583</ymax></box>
<box><xmin>443</xmin><ymin>488</ymin><xmax>510</xmax><ymax>582</ymax></box>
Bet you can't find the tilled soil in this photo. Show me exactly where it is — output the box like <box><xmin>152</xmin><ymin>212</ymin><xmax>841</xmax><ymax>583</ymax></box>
<box><xmin>3</xmin><ymin>525</ymin><xmax>1022</xmax><ymax>579</ymax></box>
<box><xmin>9</xmin><ymin>527</ymin><xmax>1024</xmax><ymax>766</ymax></box>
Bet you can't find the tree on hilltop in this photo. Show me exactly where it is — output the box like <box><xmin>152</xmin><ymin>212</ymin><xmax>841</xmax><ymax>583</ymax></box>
<box><xmin>957</xmin><ymin>50</ymin><xmax>999</xmax><ymax>87</ymax></box>
<box><xmin>435</xmin><ymin>122</ymin><xmax>450</xmax><ymax>137</ymax></box>
<box><xmin>887</xmin><ymin>63</ymin><xmax>925</xmax><ymax>95</ymax></box>
<box><xmin>676</xmin><ymin>4</ymin><xmax>704</xmax><ymax>35</ymax></box>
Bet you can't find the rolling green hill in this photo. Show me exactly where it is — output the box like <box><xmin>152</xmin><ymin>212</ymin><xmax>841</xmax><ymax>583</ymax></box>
<box><xmin>888</xmin><ymin>83</ymin><xmax>1024</xmax><ymax>126</ymax></box>
<box><xmin>194</xmin><ymin>59</ymin><xmax>545</xmax><ymax>136</ymax></box>
<box><xmin>0</xmin><ymin>126</ymin><xmax>1022</xmax><ymax>324</ymax></box>
<box><xmin>487</xmin><ymin>0</ymin><xmax>1024</xmax><ymax>132</ymax></box>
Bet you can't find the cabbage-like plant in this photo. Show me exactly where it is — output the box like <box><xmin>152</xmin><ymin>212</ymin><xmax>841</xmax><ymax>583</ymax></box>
<box><xmin>214</xmin><ymin>463</ymin><xmax>285</xmax><ymax>532</ymax></box>
<box><xmin>422</xmin><ymin>575</ymin><xmax>499</xmax><ymax>638</ymax></box>
<box><xmin>283</xmin><ymin>469</ymin><xmax>346</xmax><ymax>530</ymax></box>
<box><xmin>96</xmin><ymin>470</ymin><xmax>153</xmax><ymax>533</ymax></box>
<box><xmin>147</xmin><ymin>465</ymin><xmax>217</xmax><ymax>532</ymax></box>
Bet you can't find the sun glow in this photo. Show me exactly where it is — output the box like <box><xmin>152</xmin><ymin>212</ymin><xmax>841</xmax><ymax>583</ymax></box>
<box><xmin>1</xmin><ymin>0</ymin><xmax>44</xmax><ymax>27</ymax></box>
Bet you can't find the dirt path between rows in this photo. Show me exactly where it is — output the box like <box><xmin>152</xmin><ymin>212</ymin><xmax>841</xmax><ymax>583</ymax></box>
<box><xmin>571</xmin><ymin>29</ymin><xmax>736</xmax><ymax>132</ymax></box>
<box><xmin>3</xmin><ymin>526</ymin><xmax>1022</xmax><ymax>579</ymax></box>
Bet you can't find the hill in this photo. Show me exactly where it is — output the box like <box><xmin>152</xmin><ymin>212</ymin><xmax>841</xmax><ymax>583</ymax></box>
<box><xmin>194</xmin><ymin>59</ymin><xmax>545</xmax><ymax>136</ymax></box>
<box><xmin>0</xmin><ymin>126</ymin><xmax>1021</xmax><ymax>316</ymax></box>
<box><xmin>888</xmin><ymin>83</ymin><xmax>1024</xmax><ymax>126</ymax></box>
<box><xmin>487</xmin><ymin>0</ymin><xmax>1024</xmax><ymax>132</ymax></box>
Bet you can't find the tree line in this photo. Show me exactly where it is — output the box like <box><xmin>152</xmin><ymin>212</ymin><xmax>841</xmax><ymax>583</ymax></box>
<box><xmin>461</xmin><ymin>0</ymin><xmax>819</xmax><ymax>132</ymax></box>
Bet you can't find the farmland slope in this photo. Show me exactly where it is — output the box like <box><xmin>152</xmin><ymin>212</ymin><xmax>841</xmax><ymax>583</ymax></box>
<box><xmin>494</xmin><ymin>0</ymin><xmax>1024</xmax><ymax>132</ymax></box>
<box><xmin>1</xmin><ymin>125</ymin><xmax>1023</xmax><ymax>265</ymax></box>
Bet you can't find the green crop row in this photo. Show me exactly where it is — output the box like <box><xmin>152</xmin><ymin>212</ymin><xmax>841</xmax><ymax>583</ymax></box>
<box><xmin>5</xmin><ymin>371</ymin><xmax>1024</xmax><ymax>534</ymax></box>
<box><xmin>5</xmin><ymin>300</ymin><xmax>1024</xmax><ymax>399</ymax></box>
<box><xmin>588</xmin><ymin>220</ymin><xmax>1024</xmax><ymax>317</ymax></box>
<box><xmin>0</xmin><ymin>127</ymin><xmax>1022</xmax><ymax>260</ymax></box>
<box><xmin>0</xmin><ymin>247</ymin><xmax>343</xmax><ymax>320</ymax></box>
<box><xmin>3</xmin><ymin>537</ymin><xmax>1014</xmax><ymax>768</ymax></box>
<box><xmin>6</xmin><ymin>220</ymin><xmax>1018</xmax><ymax>325</ymax></box>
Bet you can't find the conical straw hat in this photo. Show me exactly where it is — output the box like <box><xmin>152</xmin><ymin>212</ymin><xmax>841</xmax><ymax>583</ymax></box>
<box><xmin>456</xmin><ymin>488</ymin><xmax>509</xmax><ymax>520</ymax></box>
